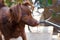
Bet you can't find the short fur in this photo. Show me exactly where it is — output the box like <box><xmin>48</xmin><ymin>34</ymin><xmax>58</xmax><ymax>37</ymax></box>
<box><xmin>0</xmin><ymin>3</ymin><xmax>39</xmax><ymax>40</ymax></box>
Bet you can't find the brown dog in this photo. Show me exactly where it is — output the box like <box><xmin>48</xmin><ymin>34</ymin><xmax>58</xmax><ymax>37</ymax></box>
<box><xmin>0</xmin><ymin>2</ymin><xmax>39</xmax><ymax>40</ymax></box>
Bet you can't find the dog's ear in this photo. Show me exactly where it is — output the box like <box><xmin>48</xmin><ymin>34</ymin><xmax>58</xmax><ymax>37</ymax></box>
<box><xmin>10</xmin><ymin>5</ymin><xmax>22</xmax><ymax>23</ymax></box>
<box><xmin>23</xmin><ymin>1</ymin><xmax>34</xmax><ymax>11</ymax></box>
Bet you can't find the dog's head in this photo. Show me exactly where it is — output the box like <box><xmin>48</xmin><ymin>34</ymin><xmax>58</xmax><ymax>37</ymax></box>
<box><xmin>20</xmin><ymin>5</ymin><xmax>39</xmax><ymax>26</ymax></box>
<box><xmin>10</xmin><ymin>3</ymin><xmax>39</xmax><ymax>26</ymax></box>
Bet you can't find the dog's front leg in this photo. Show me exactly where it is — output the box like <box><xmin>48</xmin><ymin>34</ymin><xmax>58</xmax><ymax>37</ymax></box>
<box><xmin>21</xmin><ymin>32</ymin><xmax>27</xmax><ymax>40</ymax></box>
<box><xmin>0</xmin><ymin>31</ymin><xmax>3</xmax><ymax>40</ymax></box>
<box><xmin>4</xmin><ymin>36</ymin><xmax>10</xmax><ymax>40</ymax></box>
<box><xmin>0</xmin><ymin>35</ymin><xmax>2</xmax><ymax>40</ymax></box>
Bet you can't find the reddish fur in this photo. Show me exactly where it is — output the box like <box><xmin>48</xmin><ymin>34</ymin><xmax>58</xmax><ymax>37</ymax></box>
<box><xmin>0</xmin><ymin>3</ymin><xmax>39</xmax><ymax>40</ymax></box>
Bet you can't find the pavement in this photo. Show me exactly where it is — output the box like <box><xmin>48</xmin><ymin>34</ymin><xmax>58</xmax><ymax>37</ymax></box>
<box><xmin>10</xmin><ymin>32</ymin><xmax>58</xmax><ymax>40</ymax></box>
<box><xmin>10</xmin><ymin>26</ymin><xmax>59</xmax><ymax>40</ymax></box>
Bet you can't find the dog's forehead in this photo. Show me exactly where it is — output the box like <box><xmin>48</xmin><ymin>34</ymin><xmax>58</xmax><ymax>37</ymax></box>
<box><xmin>21</xmin><ymin>5</ymin><xmax>32</xmax><ymax>14</ymax></box>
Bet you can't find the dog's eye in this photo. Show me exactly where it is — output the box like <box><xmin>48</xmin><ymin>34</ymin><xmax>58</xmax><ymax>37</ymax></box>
<box><xmin>27</xmin><ymin>11</ymin><xmax>32</xmax><ymax>16</ymax></box>
<box><xmin>27</xmin><ymin>14</ymin><xmax>30</xmax><ymax>16</ymax></box>
<box><xmin>27</xmin><ymin>13</ymin><xmax>32</xmax><ymax>16</ymax></box>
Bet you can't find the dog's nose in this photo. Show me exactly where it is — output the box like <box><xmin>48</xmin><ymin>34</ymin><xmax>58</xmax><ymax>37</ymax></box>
<box><xmin>33</xmin><ymin>20</ymin><xmax>40</xmax><ymax>26</ymax></box>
